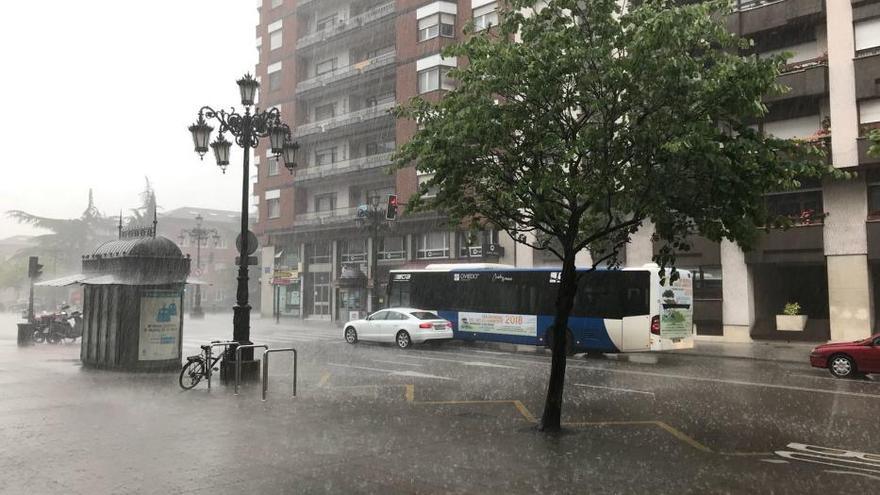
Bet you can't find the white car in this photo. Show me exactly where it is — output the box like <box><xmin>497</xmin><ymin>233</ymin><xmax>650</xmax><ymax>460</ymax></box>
<box><xmin>343</xmin><ymin>308</ymin><xmax>454</xmax><ymax>349</ymax></box>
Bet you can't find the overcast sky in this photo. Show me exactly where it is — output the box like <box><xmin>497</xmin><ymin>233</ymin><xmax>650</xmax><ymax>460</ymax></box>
<box><xmin>0</xmin><ymin>0</ymin><xmax>258</xmax><ymax>238</ymax></box>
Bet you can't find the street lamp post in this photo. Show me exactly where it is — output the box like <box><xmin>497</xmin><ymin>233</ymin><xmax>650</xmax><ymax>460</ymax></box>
<box><xmin>178</xmin><ymin>214</ymin><xmax>219</xmax><ymax>319</ymax></box>
<box><xmin>188</xmin><ymin>74</ymin><xmax>298</xmax><ymax>373</ymax></box>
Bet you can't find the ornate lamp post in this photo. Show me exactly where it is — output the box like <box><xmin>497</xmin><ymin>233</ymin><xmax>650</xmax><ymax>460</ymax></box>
<box><xmin>188</xmin><ymin>74</ymin><xmax>298</xmax><ymax>372</ymax></box>
<box><xmin>178</xmin><ymin>214</ymin><xmax>220</xmax><ymax>319</ymax></box>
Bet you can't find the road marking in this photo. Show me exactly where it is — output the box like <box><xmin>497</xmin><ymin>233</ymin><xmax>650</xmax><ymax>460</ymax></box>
<box><xmin>370</xmin><ymin>358</ymin><xmax>424</xmax><ymax>367</ymax></box>
<box><xmin>564</xmin><ymin>364</ymin><xmax>880</xmax><ymax>400</ymax></box>
<box><xmin>327</xmin><ymin>362</ymin><xmax>455</xmax><ymax>380</ymax></box>
<box><xmin>405</xmin><ymin>384</ymin><xmax>414</xmax><ymax>402</ymax></box>
<box><xmin>318</xmin><ymin>372</ymin><xmax>331</xmax><ymax>387</ymax></box>
<box><xmin>787</xmin><ymin>372</ymin><xmax>880</xmax><ymax>385</ymax></box>
<box><xmin>573</xmin><ymin>383</ymin><xmax>655</xmax><ymax>397</ymax></box>
<box><xmin>397</xmin><ymin>354</ymin><xmax>521</xmax><ymax>369</ymax></box>
<box><xmin>773</xmin><ymin>443</ymin><xmax>880</xmax><ymax>474</ymax></box>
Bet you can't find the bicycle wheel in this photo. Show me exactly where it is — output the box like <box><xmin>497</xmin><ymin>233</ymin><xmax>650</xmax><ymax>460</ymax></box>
<box><xmin>32</xmin><ymin>330</ymin><xmax>45</xmax><ymax>344</ymax></box>
<box><xmin>179</xmin><ymin>360</ymin><xmax>204</xmax><ymax>390</ymax></box>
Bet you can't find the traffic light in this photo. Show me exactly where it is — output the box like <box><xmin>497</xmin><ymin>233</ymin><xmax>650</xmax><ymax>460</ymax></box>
<box><xmin>385</xmin><ymin>194</ymin><xmax>399</xmax><ymax>221</ymax></box>
<box><xmin>28</xmin><ymin>256</ymin><xmax>43</xmax><ymax>280</ymax></box>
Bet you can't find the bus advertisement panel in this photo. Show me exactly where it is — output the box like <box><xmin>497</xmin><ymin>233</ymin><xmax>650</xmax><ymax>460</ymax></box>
<box><xmin>459</xmin><ymin>312</ymin><xmax>538</xmax><ymax>337</ymax></box>
<box><xmin>660</xmin><ymin>276</ymin><xmax>693</xmax><ymax>340</ymax></box>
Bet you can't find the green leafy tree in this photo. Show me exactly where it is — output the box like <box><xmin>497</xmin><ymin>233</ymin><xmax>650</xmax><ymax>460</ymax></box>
<box><xmin>393</xmin><ymin>0</ymin><xmax>832</xmax><ymax>431</ymax></box>
<box><xmin>6</xmin><ymin>189</ymin><xmax>117</xmax><ymax>277</ymax></box>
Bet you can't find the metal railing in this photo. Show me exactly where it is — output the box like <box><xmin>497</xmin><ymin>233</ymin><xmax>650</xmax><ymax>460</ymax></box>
<box><xmin>206</xmin><ymin>341</ymin><xmax>239</xmax><ymax>390</ymax></box>
<box><xmin>262</xmin><ymin>348</ymin><xmax>297</xmax><ymax>401</ymax></box>
<box><xmin>734</xmin><ymin>0</ymin><xmax>784</xmax><ymax>11</ymax></box>
<box><xmin>294</xmin><ymin>206</ymin><xmax>359</xmax><ymax>226</ymax></box>
<box><xmin>294</xmin><ymin>152</ymin><xmax>393</xmax><ymax>183</ymax></box>
<box><xmin>293</xmin><ymin>101</ymin><xmax>395</xmax><ymax>138</ymax></box>
<box><xmin>234</xmin><ymin>344</ymin><xmax>269</xmax><ymax>395</ymax></box>
<box><xmin>297</xmin><ymin>2</ymin><xmax>395</xmax><ymax>49</ymax></box>
<box><xmin>297</xmin><ymin>51</ymin><xmax>396</xmax><ymax>95</ymax></box>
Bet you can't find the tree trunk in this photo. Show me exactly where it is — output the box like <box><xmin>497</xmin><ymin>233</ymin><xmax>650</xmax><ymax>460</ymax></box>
<box><xmin>539</xmin><ymin>249</ymin><xmax>578</xmax><ymax>432</ymax></box>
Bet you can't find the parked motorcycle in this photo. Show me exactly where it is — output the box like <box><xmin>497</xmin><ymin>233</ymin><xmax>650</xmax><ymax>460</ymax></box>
<box><xmin>32</xmin><ymin>306</ymin><xmax>82</xmax><ymax>344</ymax></box>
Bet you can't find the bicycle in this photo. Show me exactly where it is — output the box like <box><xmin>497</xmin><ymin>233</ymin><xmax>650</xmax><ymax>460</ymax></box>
<box><xmin>179</xmin><ymin>341</ymin><xmax>232</xmax><ymax>390</ymax></box>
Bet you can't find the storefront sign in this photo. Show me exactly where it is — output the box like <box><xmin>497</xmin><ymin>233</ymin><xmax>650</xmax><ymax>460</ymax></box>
<box><xmin>458</xmin><ymin>312</ymin><xmax>538</xmax><ymax>337</ymax></box>
<box><xmin>660</xmin><ymin>277</ymin><xmax>693</xmax><ymax>340</ymax></box>
<box><xmin>138</xmin><ymin>290</ymin><xmax>181</xmax><ymax>361</ymax></box>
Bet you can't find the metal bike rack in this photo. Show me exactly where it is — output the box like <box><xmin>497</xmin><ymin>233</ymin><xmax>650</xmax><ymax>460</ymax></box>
<box><xmin>206</xmin><ymin>341</ymin><xmax>239</xmax><ymax>390</ymax></box>
<box><xmin>261</xmin><ymin>348</ymin><xmax>297</xmax><ymax>401</ymax></box>
<box><xmin>234</xmin><ymin>344</ymin><xmax>268</xmax><ymax>395</ymax></box>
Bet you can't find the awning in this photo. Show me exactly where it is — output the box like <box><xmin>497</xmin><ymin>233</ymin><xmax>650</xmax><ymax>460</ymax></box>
<box><xmin>36</xmin><ymin>273</ymin><xmax>204</xmax><ymax>287</ymax></box>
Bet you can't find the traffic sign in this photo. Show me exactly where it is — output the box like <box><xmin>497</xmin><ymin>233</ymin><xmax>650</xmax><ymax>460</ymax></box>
<box><xmin>235</xmin><ymin>256</ymin><xmax>259</xmax><ymax>266</ymax></box>
<box><xmin>235</xmin><ymin>230</ymin><xmax>259</xmax><ymax>255</ymax></box>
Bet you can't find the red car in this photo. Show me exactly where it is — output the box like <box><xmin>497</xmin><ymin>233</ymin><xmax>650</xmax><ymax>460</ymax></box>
<box><xmin>810</xmin><ymin>333</ymin><xmax>880</xmax><ymax>378</ymax></box>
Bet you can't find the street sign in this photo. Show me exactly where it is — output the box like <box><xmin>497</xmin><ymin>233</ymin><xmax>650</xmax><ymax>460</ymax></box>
<box><xmin>235</xmin><ymin>256</ymin><xmax>259</xmax><ymax>266</ymax></box>
<box><xmin>235</xmin><ymin>230</ymin><xmax>259</xmax><ymax>255</ymax></box>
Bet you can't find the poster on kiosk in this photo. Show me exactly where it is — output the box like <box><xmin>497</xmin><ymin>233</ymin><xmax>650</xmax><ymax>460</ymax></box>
<box><xmin>138</xmin><ymin>290</ymin><xmax>182</xmax><ymax>361</ymax></box>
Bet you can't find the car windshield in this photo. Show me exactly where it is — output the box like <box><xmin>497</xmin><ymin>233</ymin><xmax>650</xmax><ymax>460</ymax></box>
<box><xmin>409</xmin><ymin>311</ymin><xmax>440</xmax><ymax>320</ymax></box>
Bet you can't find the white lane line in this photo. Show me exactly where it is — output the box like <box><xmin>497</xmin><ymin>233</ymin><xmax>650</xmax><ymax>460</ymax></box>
<box><xmin>565</xmin><ymin>364</ymin><xmax>880</xmax><ymax>399</ymax></box>
<box><xmin>573</xmin><ymin>383</ymin><xmax>655</xmax><ymax>397</ymax></box>
<box><xmin>327</xmin><ymin>362</ymin><xmax>454</xmax><ymax>380</ymax></box>
<box><xmin>397</xmin><ymin>354</ymin><xmax>521</xmax><ymax>369</ymax></box>
<box><xmin>370</xmin><ymin>359</ymin><xmax>424</xmax><ymax>368</ymax></box>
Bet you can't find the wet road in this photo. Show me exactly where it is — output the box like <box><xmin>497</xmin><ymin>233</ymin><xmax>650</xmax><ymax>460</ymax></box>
<box><xmin>2</xmin><ymin>312</ymin><xmax>878</xmax><ymax>494</ymax></box>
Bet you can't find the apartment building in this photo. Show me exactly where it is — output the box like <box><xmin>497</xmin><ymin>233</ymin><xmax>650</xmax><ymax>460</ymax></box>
<box><xmin>252</xmin><ymin>0</ymin><xmax>880</xmax><ymax>344</ymax></box>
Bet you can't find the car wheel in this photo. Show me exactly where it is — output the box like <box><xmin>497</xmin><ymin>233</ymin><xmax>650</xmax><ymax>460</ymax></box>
<box><xmin>829</xmin><ymin>354</ymin><xmax>857</xmax><ymax>378</ymax></box>
<box><xmin>344</xmin><ymin>327</ymin><xmax>358</xmax><ymax>344</ymax></box>
<box><xmin>396</xmin><ymin>330</ymin><xmax>412</xmax><ymax>349</ymax></box>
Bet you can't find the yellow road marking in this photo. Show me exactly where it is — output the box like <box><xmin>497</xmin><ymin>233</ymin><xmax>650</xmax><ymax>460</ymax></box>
<box><xmin>318</xmin><ymin>372</ymin><xmax>331</xmax><ymax>387</ymax></box>
<box><xmin>323</xmin><ymin>381</ymin><xmax>766</xmax><ymax>457</ymax></box>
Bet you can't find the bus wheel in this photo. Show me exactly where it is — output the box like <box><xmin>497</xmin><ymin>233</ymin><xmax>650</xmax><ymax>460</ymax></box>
<box><xmin>545</xmin><ymin>328</ymin><xmax>575</xmax><ymax>356</ymax></box>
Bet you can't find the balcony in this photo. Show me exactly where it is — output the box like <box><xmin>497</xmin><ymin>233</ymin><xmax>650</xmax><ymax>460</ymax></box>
<box><xmin>744</xmin><ymin>223</ymin><xmax>824</xmax><ymax>264</ymax></box>
<box><xmin>728</xmin><ymin>0</ymin><xmax>825</xmax><ymax>36</ymax></box>
<box><xmin>293</xmin><ymin>101</ymin><xmax>395</xmax><ymax>139</ymax></box>
<box><xmin>297</xmin><ymin>51</ymin><xmax>396</xmax><ymax>96</ymax></box>
<box><xmin>765</xmin><ymin>57</ymin><xmax>828</xmax><ymax>103</ymax></box>
<box><xmin>294</xmin><ymin>207</ymin><xmax>359</xmax><ymax>227</ymax></box>
<box><xmin>855</xmin><ymin>50</ymin><xmax>880</xmax><ymax>100</ymax></box>
<box><xmin>297</xmin><ymin>2</ymin><xmax>395</xmax><ymax>50</ymax></box>
<box><xmin>858</xmin><ymin>137</ymin><xmax>880</xmax><ymax>166</ymax></box>
<box><xmin>294</xmin><ymin>152</ymin><xmax>393</xmax><ymax>185</ymax></box>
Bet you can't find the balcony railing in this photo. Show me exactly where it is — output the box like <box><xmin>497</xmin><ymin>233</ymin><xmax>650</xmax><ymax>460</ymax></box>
<box><xmin>294</xmin><ymin>206</ymin><xmax>359</xmax><ymax>227</ymax></box>
<box><xmin>294</xmin><ymin>152</ymin><xmax>393</xmax><ymax>183</ymax></box>
<box><xmin>297</xmin><ymin>51</ymin><xmax>396</xmax><ymax>95</ymax></box>
<box><xmin>297</xmin><ymin>2</ymin><xmax>395</xmax><ymax>50</ymax></box>
<box><xmin>734</xmin><ymin>0</ymin><xmax>784</xmax><ymax>11</ymax></box>
<box><xmin>293</xmin><ymin>101</ymin><xmax>395</xmax><ymax>138</ymax></box>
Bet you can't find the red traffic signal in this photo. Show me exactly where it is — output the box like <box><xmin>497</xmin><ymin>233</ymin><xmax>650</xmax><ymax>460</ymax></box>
<box><xmin>385</xmin><ymin>194</ymin><xmax>399</xmax><ymax>221</ymax></box>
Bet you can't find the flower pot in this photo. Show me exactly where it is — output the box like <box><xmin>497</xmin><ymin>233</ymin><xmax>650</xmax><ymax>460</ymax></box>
<box><xmin>776</xmin><ymin>314</ymin><xmax>808</xmax><ymax>332</ymax></box>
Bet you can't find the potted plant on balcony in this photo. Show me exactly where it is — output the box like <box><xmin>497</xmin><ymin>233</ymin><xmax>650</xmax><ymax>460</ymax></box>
<box><xmin>776</xmin><ymin>302</ymin><xmax>807</xmax><ymax>332</ymax></box>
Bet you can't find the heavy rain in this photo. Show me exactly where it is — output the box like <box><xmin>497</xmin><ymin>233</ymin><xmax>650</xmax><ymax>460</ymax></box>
<box><xmin>1</xmin><ymin>1</ymin><xmax>878</xmax><ymax>494</ymax></box>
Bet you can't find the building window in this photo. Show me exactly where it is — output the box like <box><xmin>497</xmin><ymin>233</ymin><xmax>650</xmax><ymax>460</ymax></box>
<box><xmin>269</xmin><ymin>28</ymin><xmax>282</xmax><ymax>51</ymax></box>
<box><xmin>765</xmin><ymin>189</ymin><xmax>823</xmax><ymax>225</ymax></box>
<box><xmin>473</xmin><ymin>2</ymin><xmax>498</xmax><ymax>31</ymax></box>
<box><xmin>268</xmin><ymin>62</ymin><xmax>282</xmax><ymax>92</ymax></box>
<box><xmin>267</xmin><ymin>198</ymin><xmax>280</xmax><ymax>219</ymax></box>
<box><xmin>271</xmin><ymin>0</ymin><xmax>282</xmax><ymax>8</ymax></box>
<box><xmin>308</xmin><ymin>242</ymin><xmax>331</xmax><ymax>264</ymax></box>
<box><xmin>366</xmin><ymin>140</ymin><xmax>395</xmax><ymax>156</ymax></box>
<box><xmin>379</xmin><ymin>236</ymin><xmax>406</xmax><ymax>260</ymax></box>
<box><xmin>315</xmin><ymin>146</ymin><xmax>337</xmax><ymax>166</ymax></box>
<box><xmin>340</xmin><ymin>239</ymin><xmax>367</xmax><ymax>263</ymax></box>
<box><xmin>417</xmin><ymin>67</ymin><xmax>454</xmax><ymax>94</ymax></box>
<box><xmin>267</xmin><ymin>155</ymin><xmax>280</xmax><ymax>176</ymax></box>
<box><xmin>314</xmin><ymin>193</ymin><xmax>337</xmax><ymax>213</ymax></box>
<box><xmin>458</xmin><ymin>230</ymin><xmax>498</xmax><ymax>257</ymax></box>
<box><xmin>315</xmin><ymin>58</ymin><xmax>337</xmax><ymax>77</ymax></box>
<box><xmin>317</xmin><ymin>13</ymin><xmax>338</xmax><ymax>32</ymax></box>
<box><xmin>416</xmin><ymin>232</ymin><xmax>450</xmax><ymax>259</ymax></box>
<box><xmin>418</xmin><ymin>13</ymin><xmax>455</xmax><ymax>42</ymax></box>
<box><xmin>265</xmin><ymin>189</ymin><xmax>281</xmax><ymax>219</ymax></box>
<box><xmin>855</xmin><ymin>18</ymin><xmax>880</xmax><ymax>55</ymax></box>
<box><xmin>417</xmin><ymin>171</ymin><xmax>438</xmax><ymax>198</ymax></box>
<box><xmin>315</xmin><ymin>102</ymin><xmax>336</xmax><ymax>121</ymax></box>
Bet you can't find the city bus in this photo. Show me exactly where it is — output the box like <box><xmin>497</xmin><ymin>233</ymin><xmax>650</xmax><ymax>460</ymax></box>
<box><xmin>386</xmin><ymin>263</ymin><xmax>694</xmax><ymax>353</ymax></box>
